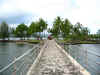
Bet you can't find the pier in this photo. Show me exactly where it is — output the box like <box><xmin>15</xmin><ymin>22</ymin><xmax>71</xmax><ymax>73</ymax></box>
<box><xmin>27</xmin><ymin>40</ymin><xmax>90</xmax><ymax>75</ymax></box>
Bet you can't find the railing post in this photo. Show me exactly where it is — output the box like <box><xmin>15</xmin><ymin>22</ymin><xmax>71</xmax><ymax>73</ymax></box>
<box><xmin>12</xmin><ymin>57</ymin><xmax>16</xmax><ymax>75</ymax></box>
<box><xmin>20</xmin><ymin>72</ymin><xmax>22</xmax><ymax>75</ymax></box>
<box><xmin>78</xmin><ymin>47</ymin><xmax>81</xmax><ymax>75</ymax></box>
<box><xmin>85</xmin><ymin>48</ymin><xmax>88</xmax><ymax>69</ymax></box>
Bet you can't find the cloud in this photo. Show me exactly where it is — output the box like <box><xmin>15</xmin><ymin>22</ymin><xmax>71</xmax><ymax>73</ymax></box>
<box><xmin>0</xmin><ymin>0</ymin><xmax>73</xmax><ymax>20</ymax></box>
<box><xmin>0</xmin><ymin>0</ymin><xmax>100</xmax><ymax>33</ymax></box>
<box><xmin>65</xmin><ymin>0</ymin><xmax>100</xmax><ymax>33</ymax></box>
<box><xmin>0</xmin><ymin>12</ymin><xmax>33</xmax><ymax>24</ymax></box>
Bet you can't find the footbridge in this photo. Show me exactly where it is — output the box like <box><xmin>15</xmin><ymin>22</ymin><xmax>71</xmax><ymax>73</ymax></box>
<box><xmin>0</xmin><ymin>40</ymin><xmax>91</xmax><ymax>75</ymax></box>
<box><xmin>27</xmin><ymin>40</ymin><xmax>90</xmax><ymax>75</ymax></box>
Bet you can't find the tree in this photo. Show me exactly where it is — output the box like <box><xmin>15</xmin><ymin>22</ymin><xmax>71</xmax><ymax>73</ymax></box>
<box><xmin>10</xmin><ymin>27</ymin><xmax>15</xmax><ymax>34</ymax></box>
<box><xmin>38</xmin><ymin>18</ymin><xmax>47</xmax><ymax>32</ymax></box>
<box><xmin>26</xmin><ymin>28</ymin><xmax>31</xmax><ymax>39</ymax></box>
<box><xmin>50</xmin><ymin>16</ymin><xmax>62</xmax><ymax>38</ymax></box>
<box><xmin>15</xmin><ymin>23</ymin><xmax>28</xmax><ymax>40</ymax></box>
<box><xmin>36</xmin><ymin>18</ymin><xmax>47</xmax><ymax>39</ymax></box>
<box><xmin>28</xmin><ymin>21</ymin><xmax>38</xmax><ymax>39</ymax></box>
<box><xmin>97</xmin><ymin>29</ymin><xmax>100</xmax><ymax>34</ymax></box>
<box><xmin>72</xmin><ymin>22</ymin><xmax>82</xmax><ymax>40</ymax></box>
<box><xmin>60</xmin><ymin>19</ymin><xmax>72</xmax><ymax>39</ymax></box>
<box><xmin>28</xmin><ymin>22</ymin><xmax>37</xmax><ymax>35</ymax></box>
<box><xmin>96</xmin><ymin>29</ymin><xmax>100</xmax><ymax>39</ymax></box>
<box><xmin>72</xmin><ymin>22</ymin><xmax>89</xmax><ymax>40</ymax></box>
<box><xmin>81</xmin><ymin>27</ymin><xmax>90</xmax><ymax>40</ymax></box>
<box><xmin>0</xmin><ymin>21</ymin><xmax>9</xmax><ymax>40</ymax></box>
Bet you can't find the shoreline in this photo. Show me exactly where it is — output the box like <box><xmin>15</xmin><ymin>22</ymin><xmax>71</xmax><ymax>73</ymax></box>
<box><xmin>0</xmin><ymin>40</ymin><xmax>41</xmax><ymax>44</ymax></box>
<box><xmin>0</xmin><ymin>40</ymin><xmax>27</xmax><ymax>42</ymax></box>
<box><xmin>57</xmin><ymin>40</ymin><xmax>100</xmax><ymax>45</ymax></box>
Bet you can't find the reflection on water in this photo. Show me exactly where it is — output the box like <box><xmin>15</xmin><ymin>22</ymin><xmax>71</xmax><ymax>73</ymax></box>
<box><xmin>65</xmin><ymin>44</ymin><xmax>100</xmax><ymax>75</ymax></box>
<box><xmin>0</xmin><ymin>42</ymin><xmax>33</xmax><ymax>70</ymax></box>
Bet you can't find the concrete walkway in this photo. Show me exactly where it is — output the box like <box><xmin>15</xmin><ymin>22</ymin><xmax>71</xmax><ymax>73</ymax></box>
<box><xmin>27</xmin><ymin>40</ymin><xmax>88</xmax><ymax>75</ymax></box>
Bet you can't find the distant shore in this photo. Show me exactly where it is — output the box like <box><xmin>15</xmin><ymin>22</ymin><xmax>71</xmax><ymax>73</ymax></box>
<box><xmin>0</xmin><ymin>40</ymin><xmax>26</xmax><ymax>42</ymax></box>
<box><xmin>0</xmin><ymin>40</ymin><xmax>41</xmax><ymax>44</ymax></box>
<box><xmin>57</xmin><ymin>40</ymin><xmax>100</xmax><ymax>45</ymax></box>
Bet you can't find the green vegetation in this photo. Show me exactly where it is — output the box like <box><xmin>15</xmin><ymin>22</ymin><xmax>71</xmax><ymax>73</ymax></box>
<box><xmin>49</xmin><ymin>16</ymin><xmax>90</xmax><ymax>41</ymax></box>
<box><xmin>58</xmin><ymin>40</ymin><xmax>98</xmax><ymax>44</ymax></box>
<box><xmin>0</xmin><ymin>16</ymin><xmax>100</xmax><ymax>44</ymax></box>
<box><xmin>0</xmin><ymin>18</ymin><xmax>47</xmax><ymax>40</ymax></box>
<box><xmin>48</xmin><ymin>16</ymin><xmax>100</xmax><ymax>44</ymax></box>
<box><xmin>61</xmin><ymin>19</ymin><xmax>72</xmax><ymax>39</ymax></box>
<box><xmin>14</xmin><ymin>23</ymin><xmax>28</xmax><ymax>40</ymax></box>
<box><xmin>29</xmin><ymin>18</ymin><xmax>47</xmax><ymax>40</ymax></box>
<box><xmin>71</xmin><ymin>22</ymin><xmax>90</xmax><ymax>40</ymax></box>
<box><xmin>49</xmin><ymin>16</ymin><xmax>62</xmax><ymax>38</ymax></box>
<box><xmin>27</xmin><ymin>40</ymin><xmax>41</xmax><ymax>44</ymax></box>
<box><xmin>0</xmin><ymin>21</ymin><xmax>9</xmax><ymax>40</ymax></box>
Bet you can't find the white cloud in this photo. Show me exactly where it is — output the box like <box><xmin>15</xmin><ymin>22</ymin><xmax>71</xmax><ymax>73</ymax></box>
<box><xmin>0</xmin><ymin>0</ymin><xmax>100</xmax><ymax>33</ymax></box>
<box><xmin>0</xmin><ymin>0</ymin><xmax>72</xmax><ymax>20</ymax></box>
<box><xmin>69</xmin><ymin>0</ymin><xmax>100</xmax><ymax>33</ymax></box>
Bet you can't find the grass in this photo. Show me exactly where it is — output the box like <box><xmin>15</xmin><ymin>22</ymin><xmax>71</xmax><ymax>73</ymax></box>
<box><xmin>58</xmin><ymin>40</ymin><xmax>99</xmax><ymax>44</ymax></box>
<box><xmin>79</xmin><ymin>41</ymin><xmax>97</xmax><ymax>44</ymax></box>
<box><xmin>0</xmin><ymin>39</ymin><xmax>44</xmax><ymax>44</ymax></box>
<box><xmin>27</xmin><ymin>40</ymin><xmax>42</xmax><ymax>44</ymax></box>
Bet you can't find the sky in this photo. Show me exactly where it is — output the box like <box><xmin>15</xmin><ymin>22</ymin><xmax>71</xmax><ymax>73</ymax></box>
<box><xmin>0</xmin><ymin>0</ymin><xmax>100</xmax><ymax>33</ymax></box>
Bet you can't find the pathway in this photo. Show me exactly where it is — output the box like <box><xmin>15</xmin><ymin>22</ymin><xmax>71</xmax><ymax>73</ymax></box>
<box><xmin>27</xmin><ymin>40</ymin><xmax>88</xmax><ymax>75</ymax></box>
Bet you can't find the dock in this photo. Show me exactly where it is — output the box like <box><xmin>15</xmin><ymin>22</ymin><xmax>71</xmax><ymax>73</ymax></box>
<box><xmin>27</xmin><ymin>40</ymin><xmax>90</xmax><ymax>75</ymax></box>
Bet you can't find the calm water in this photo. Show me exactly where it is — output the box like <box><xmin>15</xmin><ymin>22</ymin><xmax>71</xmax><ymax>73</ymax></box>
<box><xmin>0</xmin><ymin>42</ymin><xmax>33</xmax><ymax>74</ymax></box>
<box><xmin>0</xmin><ymin>42</ymin><xmax>100</xmax><ymax>75</ymax></box>
<box><xmin>65</xmin><ymin>44</ymin><xmax>100</xmax><ymax>75</ymax></box>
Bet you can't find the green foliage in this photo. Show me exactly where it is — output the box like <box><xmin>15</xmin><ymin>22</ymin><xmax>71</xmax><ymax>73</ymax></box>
<box><xmin>0</xmin><ymin>21</ymin><xmax>9</xmax><ymax>40</ymax></box>
<box><xmin>49</xmin><ymin>17</ymin><xmax>73</xmax><ymax>39</ymax></box>
<box><xmin>36</xmin><ymin>18</ymin><xmax>47</xmax><ymax>39</ymax></box>
<box><xmin>0</xmin><ymin>17</ymin><xmax>95</xmax><ymax>41</ymax></box>
<box><xmin>15</xmin><ymin>23</ymin><xmax>28</xmax><ymax>39</ymax></box>
<box><xmin>37</xmin><ymin>18</ymin><xmax>47</xmax><ymax>32</ymax></box>
<box><xmin>96</xmin><ymin>29</ymin><xmax>100</xmax><ymax>39</ymax></box>
<box><xmin>72</xmin><ymin>22</ymin><xmax>82</xmax><ymax>40</ymax></box>
<box><xmin>29</xmin><ymin>18</ymin><xmax>47</xmax><ymax>39</ymax></box>
<box><xmin>10</xmin><ymin>27</ymin><xmax>16</xmax><ymax>35</ymax></box>
<box><xmin>97</xmin><ymin>29</ymin><xmax>100</xmax><ymax>35</ymax></box>
<box><xmin>72</xmin><ymin>22</ymin><xmax>90</xmax><ymax>40</ymax></box>
<box><xmin>60</xmin><ymin>19</ymin><xmax>72</xmax><ymax>39</ymax></box>
<box><xmin>49</xmin><ymin>18</ymin><xmax>90</xmax><ymax>41</ymax></box>
<box><xmin>27</xmin><ymin>40</ymin><xmax>40</xmax><ymax>44</ymax></box>
<box><xmin>49</xmin><ymin>16</ymin><xmax>62</xmax><ymax>38</ymax></box>
<box><xmin>89</xmin><ymin>33</ymin><xmax>100</xmax><ymax>40</ymax></box>
<box><xmin>28</xmin><ymin>22</ymin><xmax>37</xmax><ymax>35</ymax></box>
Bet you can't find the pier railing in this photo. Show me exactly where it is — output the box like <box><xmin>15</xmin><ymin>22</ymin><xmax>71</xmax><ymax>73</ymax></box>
<box><xmin>0</xmin><ymin>45</ymin><xmax>40</xmax><ymax>75</ymax></box>
<box><xmin>64</xmin><ymin>45</ymin><xmax>100</xmax><ymax>75</ymax></box>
